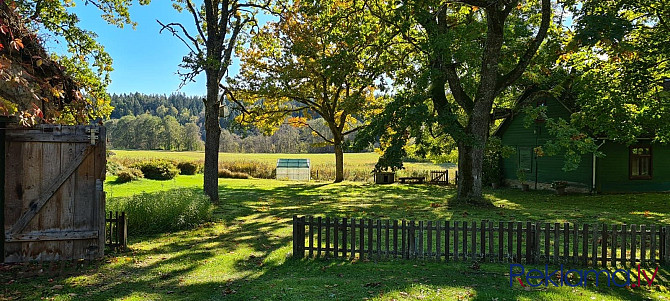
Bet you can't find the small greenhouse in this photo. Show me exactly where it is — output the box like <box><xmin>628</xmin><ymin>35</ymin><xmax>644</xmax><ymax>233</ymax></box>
<box><xmin>276</xmin><ymin>159</ymin><xmax>311</xmax><ymax>181</ymax></box>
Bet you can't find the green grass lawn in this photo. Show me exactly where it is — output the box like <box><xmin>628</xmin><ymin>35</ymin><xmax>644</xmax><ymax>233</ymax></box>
<box><xmin>2</xmin><ymin>175</ymin><xmax>669</xmax><ymax>300</ymax></box>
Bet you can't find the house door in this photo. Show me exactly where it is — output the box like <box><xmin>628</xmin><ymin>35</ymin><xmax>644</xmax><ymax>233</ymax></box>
<box><xmin>3</xmin><ymin>125</ymin><xmax>106</xmax><ymax>262</ymax></box>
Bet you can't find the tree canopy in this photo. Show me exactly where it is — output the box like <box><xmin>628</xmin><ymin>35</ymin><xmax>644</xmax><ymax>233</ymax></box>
<box><xmin>229</xmin><ymin>0</ymin><xmax>392</xmax><ymax>182</ymax></box>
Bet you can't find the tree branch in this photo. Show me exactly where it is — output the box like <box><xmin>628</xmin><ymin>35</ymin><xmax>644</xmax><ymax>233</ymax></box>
<box><xmin>495</xmin><ymin>0</ymin><xmax>551</xmax><ymax>95</ymax></box>
<box><xmin>157</xmin><ymin>20</ymin><xmax>201</xmax><ymax>54</ymax></box>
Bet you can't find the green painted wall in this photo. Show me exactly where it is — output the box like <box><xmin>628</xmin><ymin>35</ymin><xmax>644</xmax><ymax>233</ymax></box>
<box><xmin>596</xmin><ymin>142</ymin><xmax>670</xmax><ymax>192</ymax></box>
<box><xmin>498</xmin><ymin>98</ymin><xmax>593</xmax><ymax>189</ymax></box>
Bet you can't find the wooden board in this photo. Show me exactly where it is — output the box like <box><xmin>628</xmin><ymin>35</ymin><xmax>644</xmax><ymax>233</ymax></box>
<box><xmin>3</xmin><ymin>125</ymin><xmax>106</xmax><ymax>262</ymax></box>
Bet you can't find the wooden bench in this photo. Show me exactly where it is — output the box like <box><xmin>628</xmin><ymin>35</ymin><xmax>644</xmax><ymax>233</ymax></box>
<box><xmin>398</xmin><ymin>176</ymin><xmax>425</xmax><ymax>184</ymax></box>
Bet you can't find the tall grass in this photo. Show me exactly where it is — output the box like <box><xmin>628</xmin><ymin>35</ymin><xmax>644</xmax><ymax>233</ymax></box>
<box><xmin>106</xmin><ymin>188</ymin><xmax>213</xmax><ymax>235</ymax></box>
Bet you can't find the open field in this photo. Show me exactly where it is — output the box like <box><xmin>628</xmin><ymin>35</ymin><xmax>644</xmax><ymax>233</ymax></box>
<box><xmin>109</xmin><ymin>150</ymin><xmax>454</xmax><ymax>181</ymax></box>
<box><xmin>2</xmin><ymin>175</ymin><xmax>669</xmax><ymax>300</ymax></box>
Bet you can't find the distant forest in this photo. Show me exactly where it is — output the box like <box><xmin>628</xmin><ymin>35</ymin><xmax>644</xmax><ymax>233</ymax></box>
<box><xmin>105</xmin><ymin>93</ymin><xmax>361</xmax><ymax>153</ymax></box>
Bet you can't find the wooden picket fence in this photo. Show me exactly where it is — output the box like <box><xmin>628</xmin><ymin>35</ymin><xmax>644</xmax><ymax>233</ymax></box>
<box><xmin>105</xmin><ymin>211</ymin><xmax>127</xmax><ymax>251</ymax></box>
<box><xmin>292</xmin><ymin>216</ymin><xmax>670</xmax><ymax>267</ymax></box>
<box><xmin>428</xmin><ymin>170</ymin><xmax>450</xmax><ymax>185</ymax></box>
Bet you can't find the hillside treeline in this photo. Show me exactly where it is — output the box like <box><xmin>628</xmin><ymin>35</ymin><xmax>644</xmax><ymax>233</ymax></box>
<box><xmin>106</xmin><ymin>93</ymin><xmax>359</xmax><ymax>153</ymax></box>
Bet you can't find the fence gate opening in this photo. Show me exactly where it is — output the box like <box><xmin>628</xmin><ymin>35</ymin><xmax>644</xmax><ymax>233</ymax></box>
<box><xmin>2</xmin><ymin>125</ymin><xmax>106</xmax><ymax>262</ymax></box>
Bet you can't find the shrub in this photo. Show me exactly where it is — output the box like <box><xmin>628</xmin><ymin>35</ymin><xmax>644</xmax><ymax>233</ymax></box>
<box><xmin>116</xmin><ymin>168</ymin><xmax>144</xmax><ymax>183</ymax></box>
<box><xmin>131</xmin><ymin>160</ymin><xmax>179</xmax><ymax>180</ymax></box>
<box><xmin>218</xmin><ymin>161</ymin><xmax>274</xmax><ymax>178</ymax></box>
<box><xmin>106</xmin><ymin>160</ymin><xmax>123</xmax><ymax>176</ymax></box>
<box><xmin>106</xmin><ymin>188</ymin><xmax>213</xmax><ymax>235</ymax></box>
<box><xmin>177</xmin><ymin>161</ymin><xmax>201</xmax><ymax>175</ymax></box>
<box><xmin>218</xmin><ymin>168</ymin><xmax>250</xmax><ymax>179</ymax></box>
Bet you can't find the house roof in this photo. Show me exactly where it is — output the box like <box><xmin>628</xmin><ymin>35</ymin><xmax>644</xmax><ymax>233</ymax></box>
<box><xmin>0</xmin><ymin>1</ymin><xmax>80</xmax><ymax>118</ymax></box>
<box><xmin>277</xmin><ymin>159</ymin><xmax>310</xmax><ymax>168</ymax></box>
<box><xmin>493</xmin><ymin>89</ymin><xmax>572</xmax><ymax>137</ymax></box>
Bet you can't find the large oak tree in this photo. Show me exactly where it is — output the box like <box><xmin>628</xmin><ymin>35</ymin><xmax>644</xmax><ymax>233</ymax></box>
<box><xmin>359</xmin><ymin>0</ymin><xmax>551</xmax><ymax>204</ymax></box>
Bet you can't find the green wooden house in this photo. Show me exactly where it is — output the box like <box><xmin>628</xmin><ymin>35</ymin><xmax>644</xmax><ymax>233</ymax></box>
<box><xmin>494</xmin><ymin>97</ymin><xmax>670</xmax><ymax>193</ymax></box>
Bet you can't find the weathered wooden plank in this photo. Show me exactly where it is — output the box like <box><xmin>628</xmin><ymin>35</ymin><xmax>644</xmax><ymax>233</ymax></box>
<box><xmin>309</xmin><ymin>216</ymin><xmax>314</xmax><ymax>257</ymax></box>
<box><xmin>525</xmin><ymin>222</ymin><xmax>532</xmax><ymax>263</ymax></box>
<box><xmin>401</xmin><ymin>220</ymin><xmax>406</xmax><ymax>259</ymax></box>
<box><xmin>436</xmin><ymin>221</ymin><xmax>441</xmax><ymax>260</ymax></box>
<box><xmin>385</xmin><ymin>220</ymin><xmax>390</xmax><ymax>258</ymax></box>
<box><xmin>7</xmin><ymin>145</ymin><xmax>92</xmax><ymax>235</ymax></box>
<box><xmin>445</xmin><ymin>221</ymin><xmax>450</xmax><ymax>261</ymax></box>
<box><xmin>564</xmin><ymin>223</ymin><xmax>569</xmax><ymax>263</ymax></box>
<box><xmin>317</xmin><ymin>217</ymin><xmax>322</xmax><ymax>257</ymax></box>
<box><xmin>489</xmin><ymin>221</ymin><xmax>494</xmax><ymax>262</ymax></box>
<box><xmin>651</xmin><ymin>224</ymin><xmax>656</xmax><ymax>264</ymax></box>
<box><xmin>611</xmin><ymin>224</ymin><xmax>617</xmax><ymax>266</ymax></box>
<box><xmin>621</xmin><ymin>224</ymin><xmax>627</xmax><ymax>266</ymax></box>
<box><xmin>334</xmin><ymin>218</ymin><xmax>339</xmax><ymax>258</ymax></box>
<box><xmin>454</xmin><ymin>221</ymin><xmax>459</xmax><ymax>261</ymax></box>
<box><xmin>582</xmin><ymin>224</ymin><xmax>589</xmax><ymax>266</ymax></box>
<box><xmin>641</xmin><ymin>225</ymin><xmax>646</xmax><ymax>264</ymax></box>
<box><xmin>350</xmin><ymin>218</ymin><xmax>356</xmax><ymax>259</ymax></box>
<box><xmin>554</xmin><ymin>223</ymin><xmax>560</xmax><ymax>263</ymax></box>
<box><xmin>516</xmin><ymin>222</ymin><xmax>522</xmax><ymax>263</ymax></box>
<box><xmin>507</xmin><ymin>222</ymin><xmax>513</xmax><ymax>262</ymax></box>
<box><xmin>545</xmin><ymin>223</ymin><xmax>550</xmax><ymax>263</ymax></box>
<box><xmin>376</xmin><ymin>219</ymin><xmax>382</xmax><ymax>260</ymax></box>
<box><xmin>471</xmin><ymin>221</ymin><xmax>476</xmax><ymax>259</ymax></box>
<box><xmin>418</xmin><ymin>221</ymin><xmax>424</xmax><ymax>259</ymax></box>
<box><xmin>325</xmin><ymin>217</ymin><xmax>330</xmax><ymax>258</ymax></box>
<box><xmin>393</xmin><ymin>220</ymin><xmax>398</xmax><ymax>258</ymax></box>
<box><xmin>38</xmin><ymin>141</ymin><xmax>61</xmax><ymax>260</ymax></box>
<box><xmin>481</xmin><ymin>221</ymin><xmax>486</xmax><ymax>260</ymax></box>
<box><xmin>5</xmin><ymin>230</ymin><xmax>98</xmax><ymax>242</ymax></box>
<box><xmin>498</xmin><ymin>221</ymin><xmax>503</xmax><ymax>262</ymax></box>
<box><xmin>5</xmin><ymin>132</ymin><xmax>92</xmax><ymax>143</ymax></box>
<box><xmin>427</xmin><ymin>221</ymin><xmax>432</xmax><ymax>259</ymax></box>
<box><xmin>631</xmin><ymin>224</ymin><xmax>637</xmax><ymax>265</ymax></box>
<box><xmin>463</xmin><ymin>222</ymin><xmax>468</xmax><ymax>260</ymax></box>
<box><xmin>341</xmin><ymin>218</ymin><xmax>347</xmax><ymax>258</ymax></box>
<box><xmin>367</xmin><ymin>219</ymin><xmax>373</xmax><ymax>259</ymax></box>
<box><xmin>572</xmin><ymin>224</ymin><xmax>578</xmax><ymax>264</ymax></box>
<box><xmin>58</xmin><ymin>140</ymin><xmax>77</xmax><ymax>260</ymax></box>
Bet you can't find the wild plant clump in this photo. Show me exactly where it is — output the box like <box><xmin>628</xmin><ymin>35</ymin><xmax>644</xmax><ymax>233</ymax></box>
<box><xmin>177</xmin><ymin>161</ymin><xmax>202</xmax><ymax>175</ymax></box>
<box><xmin>131</xmin><ymin>159</ymin><xmax>180</xmax><ymax>180</ymax></box>
<box><xmin>106</xmin><ymin>188</ymin><xmax>213</xmax><ymax>235</ymax></box>
<box><xmin>218</xmin><ymin>168</ymin><xmax>250</xmax><ymax>179</ymax></box>
<box><xmin>115</xmin><ymin>168</ymin><xmax>144</xmax><ymax>183</ymax></box>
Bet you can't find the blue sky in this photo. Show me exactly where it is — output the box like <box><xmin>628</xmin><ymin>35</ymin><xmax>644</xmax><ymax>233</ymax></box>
<box><xmin>48</xmin><ymin>1</ymin><xmax>245</xmax><ymax>97</ymax></box>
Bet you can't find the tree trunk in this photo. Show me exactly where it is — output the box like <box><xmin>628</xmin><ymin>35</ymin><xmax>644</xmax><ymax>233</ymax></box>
<box><xmin>203</xmin><ymin>73</ymin><xmax>221</xmax><ymax>203</ymax></box>
<box><xmin>334</xmin><ymin>141</ymin><xmax>344</xmax><ymax>183</ymax></box>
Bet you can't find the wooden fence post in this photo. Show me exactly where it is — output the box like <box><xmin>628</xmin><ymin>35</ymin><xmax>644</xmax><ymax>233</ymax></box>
<box><xmin>292</xmin><ymin>215</ymin><xmax>298</xmax><ymax>258</ymax></box>
<box><xmin>120</xmin><ymin>212</ymin><xmax>127</xmax><ymax>250</ymax></box>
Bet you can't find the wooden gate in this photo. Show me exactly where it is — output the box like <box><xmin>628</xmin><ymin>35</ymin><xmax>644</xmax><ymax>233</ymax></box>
<box><xmin>2</xmin><ymin>125</ymin><xmax>106</xmax><ymax>262</ymax></box>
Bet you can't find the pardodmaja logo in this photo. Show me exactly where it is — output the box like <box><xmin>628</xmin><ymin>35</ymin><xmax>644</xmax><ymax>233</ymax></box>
<box><xmin>510</xmin><ymin>264</ymin><xmax>659</xmax><ymax>288</ymax></box>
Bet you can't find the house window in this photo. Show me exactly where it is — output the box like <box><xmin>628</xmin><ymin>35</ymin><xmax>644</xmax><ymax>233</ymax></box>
<box><xmin>629</xmin><ymin>145</ymin><xmax>652</xmax><ymax>180</ymax></box>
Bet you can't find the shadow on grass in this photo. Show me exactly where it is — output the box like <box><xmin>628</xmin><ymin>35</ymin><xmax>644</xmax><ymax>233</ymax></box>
<box><xmin>2</xmin><ymin>181</ymin><xmax>669</xmax><ymax>300</ymax></box>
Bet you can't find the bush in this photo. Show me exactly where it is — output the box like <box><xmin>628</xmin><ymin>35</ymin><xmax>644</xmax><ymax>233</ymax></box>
<box><xmin>131</xmin><ymin>160</ymin><xmax>179</xmax><ymax>180</ymax></box>
<box><xmin>177</xmin><ymin>161</ymin><xmax>201</xmax><ymax>175</ymax></box>
<box><xmin>106</xmin><ymin>188</ymin><xmax>213</xmax><ymax>235</ymax></box>
<box><xmin>218</xmin><ymin>161</ymin><xmax>274</xmax><ymax>178</ymax></box>
<box><xmin>116</xmin><ymin>168</ymin><xmax>144</xmax><ymax>183</ymax></box>
<box><xmin>107</xmin><ymin>160</ymin><xmax>123</xmax><ymax>176</ymax></box>
<box><xmin>218</xmin><ymin>168</ymin><xmax>250</xmax><ymax>179</ymax></box>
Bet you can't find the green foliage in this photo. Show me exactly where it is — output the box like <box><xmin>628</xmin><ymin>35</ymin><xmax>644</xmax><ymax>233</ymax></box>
<box><xmin>516</xmin><ymin>168</ymin><xmax>528</xmax><ymax>184</ymax></box>
<box><xmin>218</xmin><ymin>168</ymin><xmax>250</xmax><ymax>179</ymax></box>
<box><xmin>131</xmin><ymin>160</ymin><xmax>179</xmax><ymax>180</ymax></box>
<box><xmin>482</xmin><ymin>137</ymin><xmax>514</xmax><ymax>186</ymax></box>
<box><xmin>115</xmin><ymin>168</ymin><xmax>144</xmax><ymax>183</ymax></box>
<box><xmin>106</xmin><ymin>188</ymin><xmax>212</xmax><ymax>235</ymax></box>
<box><xmin>177</xmin><ymin>161</ymin><xmax>201</xmax><ymax>175</ymax></box>
<box><xmin>7</xmin><ymin>0</ymin><xmax>149</xmax><ymax>123</ymax></box>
